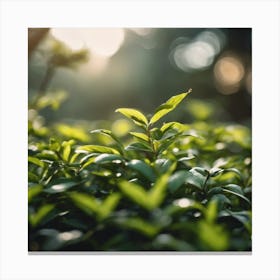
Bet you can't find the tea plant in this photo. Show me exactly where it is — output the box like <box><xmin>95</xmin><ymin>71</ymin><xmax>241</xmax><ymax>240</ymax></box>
<box><xmin>28</xmin><ymin>86</ymin><xmax>252</xmax><ymax>251</ymax></box>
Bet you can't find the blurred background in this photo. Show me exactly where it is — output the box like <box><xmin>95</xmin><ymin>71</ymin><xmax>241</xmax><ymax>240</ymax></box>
<box><xmin>28</xmin><ymin>28</ymin><xmax>251</xmax><ymax>126</ymax></box>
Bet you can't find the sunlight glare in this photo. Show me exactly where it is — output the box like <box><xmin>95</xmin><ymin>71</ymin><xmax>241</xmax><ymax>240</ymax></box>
<box><xmin>51</xmin><ymin>28</ymin><xmax>125</xmax><ymax>58</ymax></box>
<box><xmin>214</xmin><ymin>56</ymin><xmax>245</xmax><ymax>95</ymax></box>
<box><xmin>51</xmin><ymin>29</ymin><xmax>85</xmax><ymax>50</ymax></box>
<box><xmin>173</xmin><ymin>198</ymin><xmax>193</xmax><ymax>208</ymax></box>
<box><xmin>81</xmin><ymin>28</ymin><xmax>125</xmax><ymax>57</ymax></box>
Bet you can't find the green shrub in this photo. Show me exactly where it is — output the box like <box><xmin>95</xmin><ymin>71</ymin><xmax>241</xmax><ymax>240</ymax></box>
<box><xmin>28</xmin><ymin>88</ymin><xmax>251</xmax><ymax>251</ymax></box>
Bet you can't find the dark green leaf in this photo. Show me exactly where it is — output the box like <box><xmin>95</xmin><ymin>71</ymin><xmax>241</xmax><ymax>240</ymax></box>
<box><xmin>44</xmin><ymin>180</ymin><xmax>80</xmax><ymax>194</ymax></box>
<box><xmin>222</xmin><ymin>184</ymin><xmax>243</xmax><ymax>195</ymax></box>
<box><xmin>127</xmin><ymin>159</ymin><xmax>156</xmax><ymax>182</ymax></box>
<box><xmin>125</xmin><ymin>142</ymin><xmax>153</xmax><ymax>152</ymax></box>
<box><xmin>168</xmin><ymin>170</ymin><xmax>189</xmax><ymax>193</ymax></box>
<box><xmin>222</xmin><ymin>189</ymin><xmax>251</xmax><ymax>205</ymax></box>
<box><xmin>94</xmin><ymin>153</ymin><xmax>124</xmax><ymax>164</ymax></box>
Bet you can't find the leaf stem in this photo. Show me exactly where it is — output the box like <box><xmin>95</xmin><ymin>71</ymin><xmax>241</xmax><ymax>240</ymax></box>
<box><xmin>146</xmin><ymin>124</ymin><xmax>157</xmax><ymax>161</ymax></box>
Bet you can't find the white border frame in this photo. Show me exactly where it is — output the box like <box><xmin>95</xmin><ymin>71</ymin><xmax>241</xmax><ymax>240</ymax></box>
<box><xmin>1</xmin><ymin>0</ymin><xmax>280</xmax><ymax>279</ymax></box>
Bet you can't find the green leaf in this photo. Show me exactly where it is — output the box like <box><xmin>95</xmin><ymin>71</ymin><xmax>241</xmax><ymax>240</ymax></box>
<box><xmin>44</xmin><ymin>180</ymin><xmax>80</xmax><ymax>194</ymax></box>
<box><xmin>222</xmin><ymin>184</ymin><xmax>243</xmax><ymax>195</ymax></box>
<box><xmin>76</xmin><ymin>145</ymin><xmax>120</xmax><ymax>155</ymax></box>
<box><xmin>28</xmin><ymin>171</ymin><xmax>40</xmax><ymax>183</ymax></box>
<box><xmin>115</xmin><ymin>108</ymin><xmax>148</xmax><ymax>127</ymax></box>
<box><xmin>28</xmin><ymin>156</ymin><xmax>45</xmax><ymax>168</ymax></box>
<box><xmin>207</xmin><ymin>187</ymin><xmax>223</xmax><ymax>197</ymax></box>
<box><xmin>222</xmin><ymin>189</ymin><xmax>251</xmax><ymax>205</ymax></box>
<box><xmin>168</xmin><ymin>170</ymin><xmax>189</xmax><ymax>193</ymax></box>
<box><xmin>119</xmin><ymin>173</ymin><xmax>171</xmax><ymax>210</ymax></box>
<box><xmin>29</xmin><ymin>204</ymin><xmax>55</xmax><ymax>227</ymax></box>
<box><xmin>154</xmin><ymin>158</ymin><xmax>173</xmax><ymax>173</ymax></box>
<box><xmin>127</xmin><ymin>159</ymin><xmax>156</xmax><ymax>182</ymax></box>
<box><xmin>56</xmin><ymin>124</ymin><xmax>90</xmax><ymax>142</ymax></box>
<box><xmin>198</xmin><ymin>221</ymin><xmax>229</xmax><ymax>251</ymax></box>
<box><xmin>222</xmin><ymin>168</ymin><xmax>243</xmax><ymax>180</ymax></box>
<box><xmin>94</xmin><ymin>153</ymin><xmax>124</xmax><ymax>164</ymax></box>
<box><xmin>125</xmin><ymin>142</ymin><xmax>153</xmax><ymax>152</ymax></box>
<box><xmin>118</xmin><ymin>180</ymin><xmax>150</xmax><ymax>210</ymax></box>
<box><xmin>157</xmin><ymin>133</ymin><xmax>181</xmax><ymax>153</ymax></box>
<box><xmin>205</xmin><ymin>200</ymin><xmax>218</xmax><ymax>223</ymax></box>
<box><xmin>149</xmin><ymin>173</ymin><xmax>170</xmax><ymax>208</ymax></box>
<box><xmin>98</xmin><ymin>193</ymin><xmax>121</xmax><ymax>220</ymax></box>
<box><xmin>28</xmin><ymin>184</ymin><xmax>43</xmax><ymax>202</ymax></box>
<box><xmin>149</xmin><ymin>89</ymin><xmax>191</xmax><ymax>125</ymax></box>
<box><xmin>184</xmin><ymin>168</ymin><xmax>207</xmax><ymax>190</ymax></box>
<box><xmin>61</xmin><ymin>140</ymin><xmax>75</xmax><ymax>162</ymax></box>
<box><xmin>160</xmin><ymin>122</ymin><xmax>177</xmax><ymax>134</ymax></box>
<box><xmin>117</xmin><ymin>217</ymin><xmax>159</xmax><ymax>237</ymax></box>
<box><xmin>49</xmin><ymin>138</ymin><xmax>60</xmax><ymax>152</ymax></box>
<box><xmin>211</xmin><ymin>194</ymin><xmax>232</xmax><ymax>208</ymax></box>
<box><xmin>90</xmin><ymin>129</ymin><xmax>124</xmax><ymax>150</ymax></box>
<box><xmin>219</xmin><ymin>210</ymin><xmax>251</xmax><ymax>229</ymax></box>
<box><xmin>70</xmin><ymin>192</ymin><xmax>120</xmax><ymax>220</ymax></box>
<box><xmin>129</xmin><ymin>132</ymin><xmax>149</xmax><ymax>142</ymax></box>
<box><xmin>69</xmin><ymin>192</ymin><xmax>100</xmax><ymax>216</ymax></box>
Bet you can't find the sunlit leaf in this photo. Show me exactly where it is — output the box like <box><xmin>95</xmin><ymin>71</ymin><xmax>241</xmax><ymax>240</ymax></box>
<box><xmin>69</xmin><ymin>192</ymin><xmax>99</xmax><ymax>216</ymax></box>
<box><xmin>149</xmin><ymin>89</ymin><xmax>191</xmax><ymax>125</ymax></box>
<box><xmin>125</xmin><ymin>142</ymin><xmax>153</xmax><ymax>152</ymax></box>
<box><xmin>44</xmin><ymin>180</ymin><xmax>80</xmax><ymax>194</ymax></box>
<box><xmin>29</xmin><ymin>204</ymin><xmax>55</xmax><ymax>227</ymax></box>
<box><xmin>149</xmin><ymin>173</ymin><xmax>169</xmax><ymax>208</ymax></box>
<box><xmin>56</xmin><ymin>124</ymin><xmax>90</xmax><ymax>142</ymax></box>
<box><xmin>49</xmin><ymin>138</ymin><xmax>60</xmax><ymax>152</ymax></box>
<box><xmin>205</xmin><ymin>200</ymin><xmax>218</xmax><ymax>223</ymax></box>
<box><xmin>28</xmin><ymin>184</ymin><xmax>43</xmax><ymax>202</ymax></box>
<box><xmin>129</xmin><ymin>132</ymin><xmax>149</xmax><ymax>142</ymax></box>
<box><xmin>28</xmin><ymin>156</ymin><xmax>45</xmax><ymax>168</ymax></box>
<box><xmin>76</xmin><ymin>145</ymin><xmax>120</xmax><ymax>154</ymax></box>
<box><xmin>160</xmin><ymin>122</ymin><xmax>177</xmax><ymax>134</ymax></box>
<box><xmin>98</xmin><ymin>193</ymin><xmax>121</xmax><ymax>220</ymax></box>
<box><xmin>61</xmin><ymin>140</ymin><xmax>75</xmax><ymax>162</ymax></box>
<box><xmin>94</xmin><ymin>153</ymin><xmax>124</xmax><ymax>164</ymax></box>
<box><xmin>188</xmin><ymin>99</ymin><xmax>214</xmax><ymax>120</ymax></box>
<box><xmin>117</xmin><ymin>217</ymin><xmax>160</xmax><ymax>237</ymax></box>
<box><xmin>90</xmin><ymin>129</ymin><xmax>124</xmax><ymax>149</ymax></box>
<box><xmin>118</xmin><ymin>180</ymin><xmax>150</xmax><ymax>210</ymax></box>
<box><xmin>198</xmin><ymin>221</ymin><xmax>229</xmax><ymax>251</ymax></box>
<box><xmin>28</xmin><ymin>171</ymin><xmax>40</xmax><ymax>183</ymax></box>
<box><xmin>115</xmin><ymin>108</ymin><xmax>148</xmax><ymax>127</ymax></box>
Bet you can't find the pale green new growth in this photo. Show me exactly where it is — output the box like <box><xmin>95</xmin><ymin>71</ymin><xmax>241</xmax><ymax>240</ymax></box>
<box><xmin>150</xmin><ymin>89</ymin><xmax>192</xmax><ymax>125</ymax></box>
<box><xmin>115</xmin><ymin>108</ymin><xmax>148</xmax><ymax>127</ymax></box>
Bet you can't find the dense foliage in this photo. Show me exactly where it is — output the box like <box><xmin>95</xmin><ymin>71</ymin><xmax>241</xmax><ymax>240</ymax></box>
<box><xmin>28</xmin><ymin>39</ymin><xmax>251</xmax><ymax>251</ymax></box>
<box><xmin>29</xmin><ymin>95</ymin><xmax>251</xmax><ymax>251</ymax></box>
